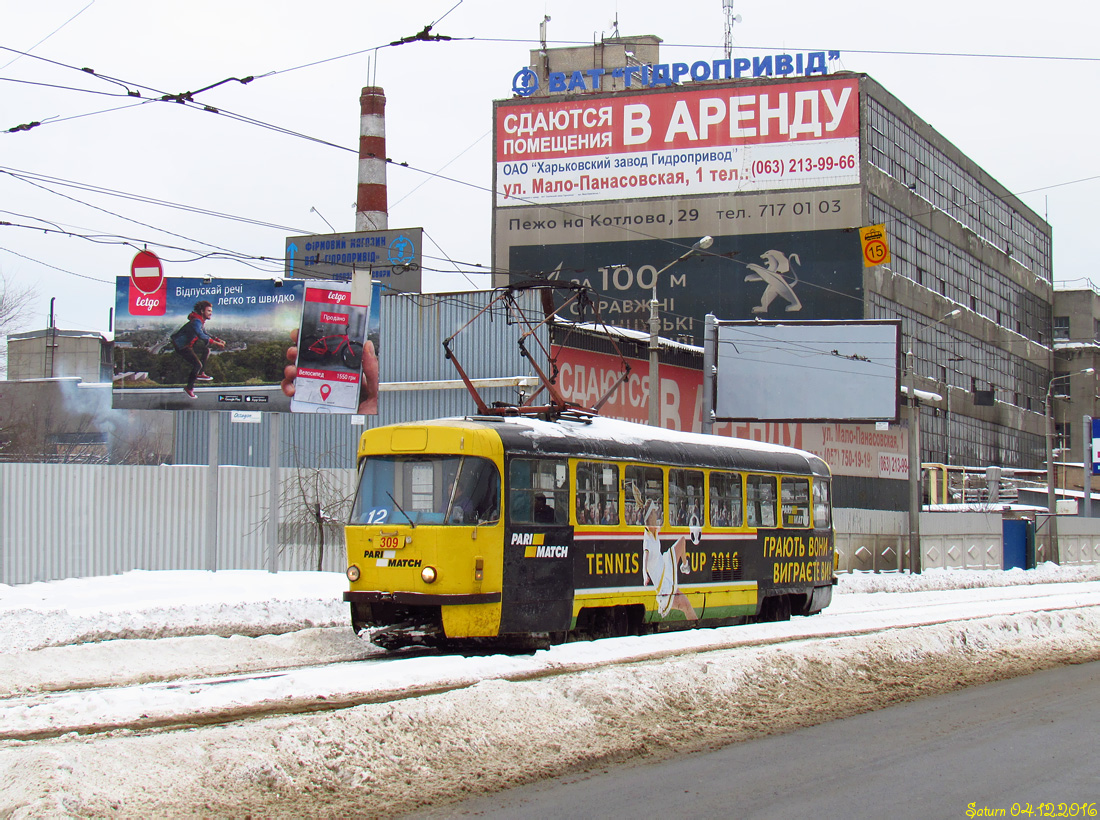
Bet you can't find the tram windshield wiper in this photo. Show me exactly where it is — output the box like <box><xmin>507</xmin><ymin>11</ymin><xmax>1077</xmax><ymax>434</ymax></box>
<box><xmin>386</xmin><ymin>491</ymin><xmax>416</xmax><ymax>528</ymax></box>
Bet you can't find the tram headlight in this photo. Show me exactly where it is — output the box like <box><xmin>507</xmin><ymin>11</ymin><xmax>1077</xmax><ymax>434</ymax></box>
<box><xmin>346</xmin><ymin>564</ymin><xmax>361</xmax><ymax>582</ymax></box>
<box><xmin>421</xmin><ymin>566</ymin><xmax>438</xmax><ymax>584</ymax></box>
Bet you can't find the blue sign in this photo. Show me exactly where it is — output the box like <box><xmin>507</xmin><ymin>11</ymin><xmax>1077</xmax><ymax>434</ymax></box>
<box><xmin>512</xmin><ymin>51</ymin><xmax>841</xmax><ymax>96</ymax></box>
<box><xmin>284</xmin><ymin>227</ymin><xmax>422</xmax><ymax>293</ymax></box>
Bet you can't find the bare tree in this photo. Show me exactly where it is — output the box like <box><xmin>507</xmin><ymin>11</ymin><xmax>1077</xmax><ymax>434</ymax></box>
<box><xmin>0</xmin><ymin>272</ymin><xmax>38</xmax><ymax>378</ymax></box>
<box><xmin>282</xmin><ymin>463</ymin><xmax>356</xmax><ymax>571</ymax></box>
<box><xmin>275</xmin><ymin>437</ymin><xmax>357</xmax><ymax>572</ymax></box>
<box><xmin>0</xmin><ymin>379</ymin><xmax>172</xmax><ymax>464</ymax></box>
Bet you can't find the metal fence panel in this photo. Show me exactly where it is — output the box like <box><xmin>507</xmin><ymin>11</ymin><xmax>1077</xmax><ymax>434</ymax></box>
<box><xmin>11</xmin><ymin>474</ymin><xmax>1100</xmax><ymax>587</ymax></box>
<box><xmin>1</xmin><ymin>462</ymin><xmax>353</xmax><ymax>585</ymax></box>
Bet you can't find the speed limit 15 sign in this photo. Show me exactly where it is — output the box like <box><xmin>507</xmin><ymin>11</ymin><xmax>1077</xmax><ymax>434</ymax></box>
<box><xmin>859</xmin><ymin>224</ymin><xmax>892</xmax><ymax>268</ymax></box>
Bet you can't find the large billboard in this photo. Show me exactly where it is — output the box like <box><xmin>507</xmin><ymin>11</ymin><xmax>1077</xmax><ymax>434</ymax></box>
<box><xmin>491</xmin><ymin>75</ymin><xmax>865</xmax><ymax>344</ymax></box>
<box><xmin>113</xmin><ymin>278</ymin><xmax>380</xmax><ymax>413</ymax></box>
<box><xmin>510</xmin><ymin>225</ymin><xmax>864</xmax><ymax>346</ymax></box>
<box><xmin>495</xmin><ymin>76</ymin><xmax>860</xmax><ymax>208</ymax></box>
<box><xmin>715</xmin><ymin>320</ymin><xmax>901</xmax><ymax>422</ymax></box>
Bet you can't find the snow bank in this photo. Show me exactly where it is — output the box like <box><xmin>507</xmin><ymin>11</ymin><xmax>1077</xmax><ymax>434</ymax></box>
<box><xmin>0</xmin><ymin>570</ymin><xmax>347</xmax><ymax>653</ymax></box>
<box><xmin>3</xmin><ymin>607</ymin><xmax>1097</xmax><ymax>818</ymax></box>
<box><xmin>2</xmin><ymin>564</ymin><xmax>1099</xmax><ymax>653</ymax></box>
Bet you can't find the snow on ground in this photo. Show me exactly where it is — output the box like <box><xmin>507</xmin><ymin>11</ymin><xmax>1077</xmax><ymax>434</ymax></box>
<box><xmin>0</xmin><ymin>565</ymin><xmax>1098</xmax><ymax>816</ymax></box>
<box><xmin>4</xmin><ymin>564</ymin><xmax>1097</xmax><ymax>653</ymax></box>
<box><xmin>0</xmin><ymin>570</ymin><xmax>349</xmax><ymax>653</ymax></box>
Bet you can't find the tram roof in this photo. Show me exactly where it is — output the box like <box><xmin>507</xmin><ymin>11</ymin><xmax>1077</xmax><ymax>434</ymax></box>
<box><xmin>443</xmin><ymin>415</ymin><xmax>831</xmax><ymax>477</ymax></box>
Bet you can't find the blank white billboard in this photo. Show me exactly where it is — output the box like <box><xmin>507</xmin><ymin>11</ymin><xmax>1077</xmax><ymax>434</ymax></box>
<box><xmin>715</xmin><ymin>320</ymin><xmax>900</xmax><ymax>422</ymax></box>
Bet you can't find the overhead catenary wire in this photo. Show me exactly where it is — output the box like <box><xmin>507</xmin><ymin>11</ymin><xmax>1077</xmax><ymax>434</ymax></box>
<box><xmin>0</xmin><ymin>0</ymin><xmax>95</xmax><ymax>72</ymax></box>
<box><xmin>2</xmin><ymin>23</ymin><xmax>1094</xmax><ymax>335</ymax></box>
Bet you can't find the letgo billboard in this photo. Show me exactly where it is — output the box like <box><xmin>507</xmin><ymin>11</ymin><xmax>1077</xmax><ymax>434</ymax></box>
<box><xmin>494</xmin><ymin>76</ymin><xmax>860</xmax><ymax>207</ymax></box>
<box><xmin>112</xmin><ymin>277</ymin><xmax>381</xmax><ymax>414</ymax></box>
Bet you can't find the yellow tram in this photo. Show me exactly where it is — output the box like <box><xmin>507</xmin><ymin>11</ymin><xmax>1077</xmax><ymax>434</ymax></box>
<box><xmin>344</xmin><ymin>414</ymin><xmax>836</xmax><ymax>649</ymax></box>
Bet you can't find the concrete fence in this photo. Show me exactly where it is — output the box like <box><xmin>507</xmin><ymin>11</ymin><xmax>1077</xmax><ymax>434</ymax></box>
<box><xmin>834</xmin><ymin>508</ymin><xmax>1100</xmax><ymax>573</ymax></box>
<box><xmin>3</xmin><ymin>464</ymin><xmax>1100</xmax><ymax>586</ymax></box>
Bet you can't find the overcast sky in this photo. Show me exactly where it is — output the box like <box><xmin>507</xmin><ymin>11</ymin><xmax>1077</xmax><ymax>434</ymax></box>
<box><xmin>2</xmin><ymin>0</ymin><xmax>1097</xmax><ymax>340</ymax></box>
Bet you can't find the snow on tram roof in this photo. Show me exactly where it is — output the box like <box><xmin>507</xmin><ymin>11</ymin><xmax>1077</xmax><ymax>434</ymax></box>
<box><xmin>448</xmin><ymin>414</ymin><xmax>818</xmax><ymax>460</ymax></box>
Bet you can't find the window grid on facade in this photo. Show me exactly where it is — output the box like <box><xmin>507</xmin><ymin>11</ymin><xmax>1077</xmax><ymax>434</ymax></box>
<box><xmin>868</xmin><ymin>196</ymin><xmax>1051</xmax><ymax>347</ymax></box>
<box><xmin>869</xmin><ymin>295</ymin><xmax>1047</xmax><ymax>422</ymax></box>
<box><xmin>866</xmin><ymin>97</ymin><xmax>1052</xmax><ymax>282</ymax></box>
<box><xmin>920</xmin><ymin>405</ymin><xmax>1044</xmax><ymax>469</ymax></box>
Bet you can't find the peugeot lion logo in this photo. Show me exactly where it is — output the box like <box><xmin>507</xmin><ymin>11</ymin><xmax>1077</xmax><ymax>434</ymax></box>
<box><xmin>745</xmin><ymin>249</ymin><xmax>803</xmax><ymax>314</ymax></box>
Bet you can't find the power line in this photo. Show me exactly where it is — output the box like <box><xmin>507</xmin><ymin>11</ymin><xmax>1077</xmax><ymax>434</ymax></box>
<box><xmin>0</xmin><ymin>1</ymin><xmax>96</xmax><ymax>71</ymax></box>
<box><xmin>0</xmin><ymin>166</ymin><xmax>313</xmax><ymax>232</ymax></box>
<box><xmin>0</xmin><ymin>219</ymin><xmax>285</xmax><ymax>270</ymax></box>
<box><xmin>5</xmin><ymin>170</ymin><xmax>275</xmax><ymax>261</ymax></box>
<box><xmin>0</xmin><ymin>245</ymin><xmax>113</xmax><ymax>284</ymax></box>
<box><xmin>466</xmin><ymin>36</ymin><xmax>1100</xmax><ymax>65</ymax></box>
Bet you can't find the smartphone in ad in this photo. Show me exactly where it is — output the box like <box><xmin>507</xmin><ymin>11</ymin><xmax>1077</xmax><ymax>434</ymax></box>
<box><xmin>291</xmin><ymin>283</ymin><xmax>369</xmax><ymax>414</ymax></box>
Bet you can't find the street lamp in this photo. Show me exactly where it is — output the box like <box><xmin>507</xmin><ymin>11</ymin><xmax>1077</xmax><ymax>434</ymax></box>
<box><xmin>648</xmin><ymin>235</ymin><xmax>714</xmax><ymax>426</ymax></box>
<box><xmin>1045</xmin><ymin>366</ymin><xmax>1095</xmax><ymax>564</ymax></box>
<box><xmin>905</xmin><ymin>308</ymin><xmax>961</xmax><ymax>574</ymax></box>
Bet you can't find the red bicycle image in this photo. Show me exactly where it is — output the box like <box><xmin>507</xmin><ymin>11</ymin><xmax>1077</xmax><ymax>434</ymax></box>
<box><xmin>300</xmin><ymin>333</ymin><xmax>363</xmax><ymax>370</ymax></box>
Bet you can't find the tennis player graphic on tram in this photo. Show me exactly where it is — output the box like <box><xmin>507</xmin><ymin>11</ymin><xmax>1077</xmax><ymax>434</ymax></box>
<box><xmin>632</xmin><ymin>482</ymin><xmax>699</xmax><ymax>621</ymax></box>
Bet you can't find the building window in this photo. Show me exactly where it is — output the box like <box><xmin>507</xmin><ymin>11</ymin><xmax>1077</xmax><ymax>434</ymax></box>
<box><xmin>1054</xmin><ymin>316</ymin><xmax>1070</xmax><ymax>339</ymax></box>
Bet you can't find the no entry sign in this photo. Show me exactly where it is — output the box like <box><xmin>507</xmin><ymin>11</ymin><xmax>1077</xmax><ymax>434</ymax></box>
<box><xmin>128</xmin><ymin>249</ymin><xmax>166</xmax><ymax>315</ymax></box>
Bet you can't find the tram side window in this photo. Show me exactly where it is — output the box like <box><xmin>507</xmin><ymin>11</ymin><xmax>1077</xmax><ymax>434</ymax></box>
<box><xmin>575</xmin><ymin>461</ymin><xmax>620</xmax><ymax>525</ymax></box>
<box><xmin>625</xmin><ymin>465</ymin><xmax>664</xmax><ymax>526</ymax></box>
<box><xmin>746</xmin><ymin>475</ymin><xmax>778</xmax><ymax>528</ymax></box>
<box><xmin>669</xmin><ymin>469</ymin><xmax>704</xmax><ymax>527</ymax></box>
<box><xmin>781</xmin><ymin>478</ymin><xmax>811</xmax><ymax>528</ymax></box>
<box><xmin>813</xmin><ymin>479</ymin><xmax>832</xmax><ymax>528</ymax></box>
<box><xmin>509</xmin><ymin>458</ymin><xmax>568</xmax><ymax>524</ymax></box>
<box><xmin>709</xmin><ymin>471</ymin><xmax>743</xmax><ymax>528</ymax></box>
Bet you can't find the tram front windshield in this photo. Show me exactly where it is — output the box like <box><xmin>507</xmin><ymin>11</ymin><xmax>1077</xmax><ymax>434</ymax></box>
<box><xmin>351</xmin><ymin>455</ymin><xmax>500</xmax><ymax>526</ymax></box>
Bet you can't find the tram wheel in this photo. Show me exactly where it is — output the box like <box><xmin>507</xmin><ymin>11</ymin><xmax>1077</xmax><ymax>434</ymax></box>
<box><xmin>580</xmin><ymin>606</ymin><xmax>631</xmax><ymax>640</ymax></box>
<box><xmin>759</xmin><ymin>595</ymin><xmax>792</xmax><ymax>623</ymax></box>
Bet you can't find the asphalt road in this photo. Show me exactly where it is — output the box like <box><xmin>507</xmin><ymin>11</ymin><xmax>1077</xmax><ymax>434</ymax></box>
<box><xmin>419</xmin><ymin>660</ymin><xmax>1100</xmax><ymax>820</ymax></box>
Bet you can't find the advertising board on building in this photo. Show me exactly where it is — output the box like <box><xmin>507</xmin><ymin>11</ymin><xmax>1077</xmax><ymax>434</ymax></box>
<box><xmin>284</xmin><ymin>227</ymin><xmax>422</xmax><ymax>293</ymax></box>
<box><xmin>510</xmin><ymin>224</ymin><xmax>863</xmax><ymax>346</ymax></box>
<box><xmin>112</xmin><ymin>277</ymin><xmax>380</xmax><ymax>414</ymax></box>
<box><xmin>492</xmin><ymin>76</ymin><xmax>865</xmax><ymax>345</ymax></box>
<box><xmin>495</xmin><ymin>76</ymin><xmax>860</xmax><ymax>207</ymax></box>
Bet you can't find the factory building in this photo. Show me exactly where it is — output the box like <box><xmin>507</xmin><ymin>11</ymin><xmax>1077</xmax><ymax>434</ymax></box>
<box><xmin>492</xmin><ymin>35</ymin><xmax>1057</xmax><ymax>510</ymax></box>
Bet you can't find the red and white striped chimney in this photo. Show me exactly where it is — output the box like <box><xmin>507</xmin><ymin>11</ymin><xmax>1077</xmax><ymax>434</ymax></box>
<box><xmin>356</xmin><ymin>86</ymin><xmax>388</xmax><ymax>231</ymax></box>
